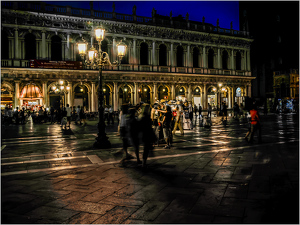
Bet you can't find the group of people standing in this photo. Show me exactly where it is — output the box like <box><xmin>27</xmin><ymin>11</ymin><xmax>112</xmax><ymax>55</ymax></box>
<box><xmin>117</xmin><ymin>101</ymin><xmax>201</xmax><ymax>168</ymax></box>
<box><xmin>59</xmin><ymin>104</ymin><xmax>87</xmax><ymax>129</ymax></box>
<box><xmin>2</xmin><ymin>105</ymin><xmax>88</xmax><ymax>128</ymax></box>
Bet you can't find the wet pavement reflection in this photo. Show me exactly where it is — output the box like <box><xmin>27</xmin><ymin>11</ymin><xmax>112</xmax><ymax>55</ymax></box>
<box><xmin>1</xmin><ymin>113</ymin><xmax>299</xmax><ymax>223</ymax></box>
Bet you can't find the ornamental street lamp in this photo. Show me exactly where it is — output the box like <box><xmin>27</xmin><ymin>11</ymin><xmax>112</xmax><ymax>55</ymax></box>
<box><xmin>51</xmin><ymin>80</ymin><xmax>70</xmax><ymax>108</ymax></box>
<box><xmin>77</xmin><ymin>26</ymin><xmax>127</xmax><ymax>149</ymax></box>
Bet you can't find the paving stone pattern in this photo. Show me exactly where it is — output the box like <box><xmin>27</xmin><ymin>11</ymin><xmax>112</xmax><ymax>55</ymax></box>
<box><xmin>1</xmin><ymin>113</ymin><xmax>299</xmax><ymax>223</ymax></box>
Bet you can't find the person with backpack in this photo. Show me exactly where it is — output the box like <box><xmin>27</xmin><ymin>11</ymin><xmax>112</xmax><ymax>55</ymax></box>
<box><xmin>247</xmin><ymin>103</ymin><xmax>262</xmax><ymax>143</ymax></box>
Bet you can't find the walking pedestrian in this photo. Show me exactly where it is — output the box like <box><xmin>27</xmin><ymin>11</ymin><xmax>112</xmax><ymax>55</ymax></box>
<box><xmin>66</xmin><ymin>104</ymin><xmax>72</xmax><ymax>128</ymax></box>
<box><xmin>246</xmin><ymin>103</ymin><xmax>262</xmax><ymax>143</ymax></box>
<box><xmin>128</xmin><ymin>107</ymin><xmax>141</xmax><ymax>164</ymax></box>
<box><xmin>76</xmin><ymin>105</ymin><xmax>81</xmax><ymax>125</ymax></box>
<box><xmin>172</xmin><ymin>106</ymin><xmax>184</xmax><ymax>136</ymax></box>
<box><xmin>20</xmin><ymin>107</ymin><xmax>26</xmax><ymax>124</ymax></box>
<box><xmin>198</xmin><ymin>104</ymin><xmax>202</xmax><ymax>119</ymax></box>
<box><xmin>188</xmin><ymin>102</ymin><xmax>194</xmax><ymax>129</ymax></box>
<box><xmin>108</xmin><ymin>105</ymin><xmax>114</xmax><ymax>125</ymax></box>
<box><xmin>72</xmin><ymin>106</ymin><xmax>76</xmax><ymax>122</ymax></box>
<box><xmin>61</xmin><ymin>107</ymin><xmax>67</xmax><ymax>129</ymax></box>
<box><xmin>162</xmin><ymin>105</ymin><xmax>173</xmax><ymax>149</ymax></box>
<box><xmin>207</xmin><ymin>103</ymin><xmax>212</xmax><ymax>118</ymax></box>
<box><xmin>44</xmin><ymin>108</ymin><xmax>48</xmax><ymax>123</ymax></box>
<box><xmin>80</xmin><ymin>106</ymin><xmax>86</xmax><ymax>126</ymax></box>
<box><xmin>119</xmin><ymin>104</ymin><xmax>134</xmax><ymax>161</ymax></box>
<box><xmin>104</xmin><ymin>105</ymin><xmax>109</xmax><ymax>124</ymax></box>
<box><xmin>151</xmin><ymin>104</ymin><xmax>160</xmax><ymax>146</ymax></box>
<box><xmin>4</xmin><ymin>107</ymin><xmax>9</xmax><ymax>125</ymax></box>
<box><xmin>8</xmin><ymin>107</ymin><xmax>13</xmax><ymax>125</ymax></box>
<box><xmin>222</xmin><ymin>102</ymin><xmax>227</xmax><ymax>121</ymax></box>
<box><xmin>140</xmin><ymin>104</ymin><xmax>155</xmax><ymax>168</ymax></box>
<box><xmin>233</xmin><ymin>102</ymin><xmax>238</xmax><ymax>119</ymax></box>
<box><xmin>14</xmin><ymin>107</ymin><xmax>20</xmax><ymax>124</ymax></box>
<box><xmin>38</xmin><ymin>107</ymin><xmax>44</xmax><ymax>123</ymax></box>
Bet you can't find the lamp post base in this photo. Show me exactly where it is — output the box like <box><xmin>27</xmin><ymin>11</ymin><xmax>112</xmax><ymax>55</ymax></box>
<box><xmin>93</xmin><ymin>137</ymin><xmax>111</xmax><ymax>149</ymax></box>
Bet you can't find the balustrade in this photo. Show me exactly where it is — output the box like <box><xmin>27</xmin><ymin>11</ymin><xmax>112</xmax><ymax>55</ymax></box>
<box><xmin>0</xmin><ymin>59</ymin><xmax>251</xmax><ymax>76</ymax></box>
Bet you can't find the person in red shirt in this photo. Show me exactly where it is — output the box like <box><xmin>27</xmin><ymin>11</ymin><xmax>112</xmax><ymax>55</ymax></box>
<box><xmin>248</xmin><ymin>104</ymin><xmax>262</xmax><ymax>143</ymax></box>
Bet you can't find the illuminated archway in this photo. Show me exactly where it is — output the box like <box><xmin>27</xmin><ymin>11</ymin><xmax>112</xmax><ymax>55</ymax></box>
<box><xmin>20</xmin><ymin>83</ymin><xmax>43</xmax><ymax>110</ymax></box>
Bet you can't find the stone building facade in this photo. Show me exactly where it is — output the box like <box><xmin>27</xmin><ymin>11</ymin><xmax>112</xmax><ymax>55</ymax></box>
<box><xmin>1</xmin><ymin>2</ymin><xmax>254</xmax><ymax>111</ymax></box>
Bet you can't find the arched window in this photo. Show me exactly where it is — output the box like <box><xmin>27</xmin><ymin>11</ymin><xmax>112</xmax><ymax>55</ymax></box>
<box><xmin>222</xmin><ymin>50</ymin><xmax>229</xmax><ymax>69</ymax></box>
<box><xmin>176</xmin><ymin>45</ymin><xmax>184</xmax><ymax>67</ymax></box>
<box><xmin>51</xmin><ymin>35</ymin><xmax>62</xmax><ymax>61</ymax></box>
<box><xmin>159</xmin><ymin>44</ymin><xmax>167</xmax><ymax>66</ymax></box>
<box><xmin>236</xmin><ymin>52</ymin><xmax>242</xmax><ymax>70</ymax></box>
<box><xmin>25</xmin><ymin>33</ymin><xmax>36</xmax><ymax>60</ymax></box>
<box><xmin>1</xmin><ymin>31</ymin><xmax>9</xmax><ymax>59</ymax></box>
<box><xmin>193</xmin><ymin>47</ymin><xmax>199</xmax><ymax>68</ymax></box>
<box><xmin>140</xmin><ymin>42</ymin><xmax>148</xmax><ymax>65</ymax></box>
<box><xmin>208</xmin><ymin>49</ymin><xmax>214</xmax><ymax>69</ymax></box>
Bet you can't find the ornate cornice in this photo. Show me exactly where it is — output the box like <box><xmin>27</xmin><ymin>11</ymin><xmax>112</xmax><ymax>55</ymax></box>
<box><xmin>2</xmin><ymin>9</ymin><xmax>253</xmax><ymax>49</ymax></box>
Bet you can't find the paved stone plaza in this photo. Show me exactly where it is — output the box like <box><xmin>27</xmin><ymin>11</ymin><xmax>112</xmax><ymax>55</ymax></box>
<box><xmin>1</xmin><ymin>113</ymin><xmax>299</xmax><ymax>224</ymax></box>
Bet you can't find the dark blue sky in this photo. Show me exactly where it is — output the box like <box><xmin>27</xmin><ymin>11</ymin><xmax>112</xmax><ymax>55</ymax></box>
<box><xmin>45</xmin><ymin>1</ymin><xmax>240</xmax><ymax>30</ymax></box>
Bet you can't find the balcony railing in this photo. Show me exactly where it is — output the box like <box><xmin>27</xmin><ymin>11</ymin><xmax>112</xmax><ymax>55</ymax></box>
<box><xmin>1</xmin><ymin>59</ymin><xmax>251</xmax><ymax>77</ymax></box>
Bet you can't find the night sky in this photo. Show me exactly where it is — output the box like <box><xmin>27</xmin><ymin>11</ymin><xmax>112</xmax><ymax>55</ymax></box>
<box><xmin>44</xmin><ymin>1</ymin><xmax>240</xmax><ymax>30</ymax></box>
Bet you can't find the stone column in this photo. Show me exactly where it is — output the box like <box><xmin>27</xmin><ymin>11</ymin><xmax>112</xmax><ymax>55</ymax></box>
<box><xmin>21</xmin><ymin>40</ymin><xmax>25</xmax><ymax>59</ymax></box>
<box><xmin>241</xmin><ymin>51</ymin><xmax>245</xmax><ymax>70</ymax></box>
<box><xmin>14</xmin><ymin>28</ymin><xmax>19</xmax><ymax>59</ymax></box>
<box><xmin>148</xmin><ymin>46</ymin><xmax>152</xmax><ymax>65</ymax></box>
<box><xmin>9</xmin><ymin>38</ymin><xmax>14</xmax><ymax>59</ymax></box>
<box><xmin>202</xmin><ymin>46</ymin><xmax>206</xmax><ymax>68</ymax></box>
<box><xmin>112</xmin><ymin>37</ymin><xmax>117</xmax><ymax>62</ymax></box>
<box><xmin>231</xmin><ymin>49</ymin><xmax>234</xmax><ymax>70</ymax></box>
<box><xmin>153</xmin><ymin>83</ymin><xmax>157</xmax><ymax>102</ymax></box>
<box><xmin>137</xmin><ymin>46</ymin><xmax>141</xmax><ymax>66</ymax></box>
<box><xmin>14</xmin><ymin>81</ymin><xmax>20</xmax><ymax>109</ymax></box>
<box><xmin>198</xmin><ymin>48</ymin><xmax>202</xmax><ymax>68</ymax></box>
<box><xmin>91</xmin><ymin>82</ymin><xmax>96</xmax><ymax>112</ymax></box>
<box><xmin>217</xmin><ymin>48</ymin><xmax>221</xmax><ymax>69</ymax></box>
<box><xmin>228</xmin><ymin>88</ymin><xmax>232</xmax><ymax>109</ymax></box>
<box><xmin>188</xmin><ymin>84</ymin><xmax>192</xmax><ymax>101</ymax></box>
<box><xmin>68</xmin><ymin>82</ymin><xmax>73</xmax><ymax>107</ymax></box>
<box><xmin>232</xmin><ymin>87</ymin><xmax>236</xmax><ymax>104</ymax></box>
<box><xmin>247</xmin><ymin>49</ymin><xmax>251</xmax><ymax>71</ymax></box>
<box><xmin>65</xmin><ymin>33</ymin><xmax>70</xmax><ymax>61</ymax></box>
<box><xmin>113</xmin><ymin>82</ymin><xmax>118</xmax><ymax>111</ymax></box>
<box><xmin>247</xmin><ymin>84</ymin><xmax>252</xmax><ymax>97</ymax></box>
<box><xmin>171</xmin><ymin>84</ymin><xmax>175</xmax><ymax>100</ymax></box>
<box><xmin>134</xmin><ymin>82</ymin><xmax>139</xmax><ymax>105</ymax></box>
<box><xmin>133</xmin><ymin>39</ymin><xmax>137</xmax><ymax>64</ymax></box>
<box><xmin>42</xmin><ymin>82</ymin><xmax>48</xmax><ymax>108</ymax></box>
<box><xmin>183</xmin><ymin>48</ymin><xmax>187</xmax><ymax>67</ymax></box>
<box><xmin>152</xmin><ymin>41</ymin><xmax>156</xmax><ymax>66</ymax></box>
<box><xmin>170</xmin><ymin>43</ymin><xmax>174</xmax><ymax>67</ymax></box>
<box><xmin>187</xmin><ymin>45</ymin><xmax>191</xmax><ymax>67</ymax></box>
<box><xmin>203</xmin><ymin>84</ymin><xmax>207</xmax><ymax>109</ymax></box>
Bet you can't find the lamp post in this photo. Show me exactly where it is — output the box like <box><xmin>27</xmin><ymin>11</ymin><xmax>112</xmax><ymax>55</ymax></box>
<box><xmin>51</xmin><ymin>80</ymin><xmax>70</xmax><ymax>109</ymax></box>
<box><xmin>77</xmin><ymin>26</ymin><xmax>127</xmax><ymax>149</ymax></box>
